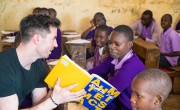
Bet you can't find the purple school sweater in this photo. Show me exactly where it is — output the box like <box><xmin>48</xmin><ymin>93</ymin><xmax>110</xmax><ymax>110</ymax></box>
<box><xmin>176</xmin><ymin>20</ymin><xmax>180</xmax><ymax>30</ymax></box>
<box><xmin>89</xmin><ymin>53</ymin><xmax>146</xmax><ymax>110</ymax></box>
<box><xmin>47</xmin><ymin>28</ymin><xmax>62</xmax><ymax>59</ymax></box>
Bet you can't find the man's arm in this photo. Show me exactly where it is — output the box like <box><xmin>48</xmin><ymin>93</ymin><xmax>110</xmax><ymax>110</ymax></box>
<box><xmin>81</xmin><ymin>19</ymin><xmax>95</xmax><ymax>39</ymax></box>
<box><xmin>0</xmin><ymin>94</ymin><xmax>19</xmax><ymax>110</ymax></box>
<box><xmin>0</xmin><ymin>78</ymin><xmax>86</xmax><ymax>110</ymax></box>
<box><xmin>32</xmin><ymin>87</ymin><xmax>48</xmax><ymax>106</ymax></box>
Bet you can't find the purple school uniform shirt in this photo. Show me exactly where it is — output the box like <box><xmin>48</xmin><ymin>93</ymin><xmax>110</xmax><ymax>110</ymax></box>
<box><xmin>160</xmin><ymin>27</ymin><xmax>180</xmax><ymax>66</ymax></box>
<box><xmin>84</xmin><ymin>26</ymin><xmax>113</xmax><ymax>47</ymax></box>
<box><xmin>130</xmin><ymin>19</ymin><xmax>160</xmax><ymax>45</ymax></box>
<box><xmin>176</xmin><ymin>20</ymin><xmax>180</xmax><ymax>30</ymax></box>
<box><xmin>47</xmin><ymin>28</ymin><xmax>62</xmax><ymax>59</ymax></box>
<box><xmin>89</xmin><ymin>53</ymin><xmax>146</xmax><ymax>110</ymax></box>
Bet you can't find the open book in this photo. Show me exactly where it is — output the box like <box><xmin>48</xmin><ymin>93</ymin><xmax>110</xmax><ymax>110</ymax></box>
<box><xmin>44</xmin><ymin>55</ymin><xmax>120</xmax><ymax>109</ymax></box>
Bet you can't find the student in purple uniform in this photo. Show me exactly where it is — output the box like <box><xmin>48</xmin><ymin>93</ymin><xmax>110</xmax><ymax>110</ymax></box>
<box><xmin>81</xmin><ymin>12</ymin><xmax>113</xmax><ymax>46</ymax></box>
<box><xmin>130</xmin><ymin>10</ymin><xmax>160</xmax><ymax>45</ymax></box>
<box><xmin>82</xmin><ymin>12</ymin><xmax>113</xmax><ymax>58</ymax></box>
<box><xmin>86</xmin><ymin>25</ymin><xmax>111</xmax><ymax>70</ymax></box>
<box><xmin>81</xmin><ymin>12</ymin><xmax>107</xmax><ymax>40</ymax></box>
<box><xmin>47</xmin><ymin>8</ymin><xmax>62</xmax><ymax>59</ymax></box>
<box><xmin>131</xmin><ymin>69</ymin><xmax>172</xmax><ymax>110</ymax></box>
<box><xmin>89</xmin><ymin>25</ymin><xmax>146</xmax><ymax>110</ymax></box>
<box><xmin>159</xmin><ymin>14</ymin><xmax>180</xmax><ymax>68</ymax></box>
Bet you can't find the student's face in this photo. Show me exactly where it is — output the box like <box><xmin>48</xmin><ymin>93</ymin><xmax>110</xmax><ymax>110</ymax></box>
<box><xmin>108</xmin><ymin>31</ymin><xmax>132</xmax><ymax>60</ymax></box>
<box><xmin>161</xmin><ymin>15</ymin><xmax>171</xmax><ymax>30</ymax></box>
<box><xmin>93</xmin><ymin>15</ymin><xmax>105</xmax><ymax>26</ymax></box>
<box><xmin>141</xmin><ymin>14</ymin><xmax>152</xmax><ymax>27</ymax></box>
<box><xmin>95</xmin><ymin>29</ymin><xmax>109</xmax><ymax>47</ymax></box>
<box><xmin>37</xmin><ymin>26</ymin><xmax>58</xmax><ymax>58</ymax></box>
<box><xmin>131</xmin><ymin>79</ymin><xmax>158</xmax><ymax>110</ymax></box>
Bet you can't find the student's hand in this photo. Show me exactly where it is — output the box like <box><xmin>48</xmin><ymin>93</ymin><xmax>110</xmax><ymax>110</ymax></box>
<box><xmin>139</xmin><ymin>35</ymin><xmax>146</xmax><ymax>40</ymax></box>
<box><xmin>135</xmin><ymin>32</ymin><xmax>140</xmax><ymax>36</ymax></box>
<box><xmin>90</xmin><ymin>19</ymin><xmax>95</xmax><ymax>27</ymax></box>
<box><xmin>51</xmin><ymin>78</ymin><xmax>86</xmax><ymax>104</ymax></box>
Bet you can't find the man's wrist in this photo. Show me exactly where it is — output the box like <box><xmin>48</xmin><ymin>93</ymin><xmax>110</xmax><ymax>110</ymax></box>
<box><xmin>50</xmin><ymin>95</ymin><xmax>59</xmax><ymax>106</ymax></box>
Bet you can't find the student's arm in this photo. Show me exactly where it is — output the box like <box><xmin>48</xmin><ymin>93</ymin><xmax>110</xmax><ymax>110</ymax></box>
<box><xmin>0</xmin><ymin>78</ymin><xmax>85</xmax><ymax>110</ymax></box>
<box><xmin>88</xmin><ymin>56</ymin><xmax>113</xmax><ymax>79</ymax></box>
<box><xmin>130</xmin><ymin>20</ymin><xmax>139</xmax><ymax>31</ymax></box>
<box><xmin>146</xmin><ymin>23</ymin><xmax>160</xmax><ymax>45</ymax></box>
<box><xmin>81</xmin><ymin>19</ymin><xmax>96</xmax><ymax>39</ymax></box>
<box><xmin>161</xmin><ymin>51</ymin><xmax>180</xmax><ymax>57</ymax></box>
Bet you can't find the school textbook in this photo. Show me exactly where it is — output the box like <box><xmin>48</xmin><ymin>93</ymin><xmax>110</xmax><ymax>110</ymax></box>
<box><xmin>44</xmin><ymin>55</ymin><xmax>120</xmax><ymax>110</ymax></box>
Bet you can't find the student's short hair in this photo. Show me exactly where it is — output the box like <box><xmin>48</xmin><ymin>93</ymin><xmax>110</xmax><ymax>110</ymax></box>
<box><xmin>49</xmin><ymin>8</ymin><xmax>56</xmax><ymax>14</ymax></box>
<box><xmin>113</xmin><ymin>25</ymin><xmax>134</xmax><ymax>41</ymax></box>
<box><xmin>33</xmin><ymin>7</ymin><xmax>41</xmax><ymax>14</ymax></box>
<box><xmin>94</xmin><ymin>12</ymin><xmax>106</xmax><ymax>24</ymax></box>
<box><xmin>95</xmin><ymin>25</ymin><xmax>111</xmax><ymax>36</ymax></box>
<box><xmin>20</xmin><ymin>14</ymin><xmax>60</xmax><ymax>42</ymax></box>
<box><xmin>163</xmin><ymin>14</ymin><xmax>172</xmax><ymax>23</ymax></box>
<box><xmin>134</xmin><ymin>69</ymin><xmax>172</xmax><ymax>100</ymax></box>
<box><xmin>38</xmin><ymin>8</ymin><xmax>50</xmax><ymax>16</ymax></box>
<box><xmin>142</xmin><ymin>10</ymin><xmax>153</xmax><ymax>18</ymax></box>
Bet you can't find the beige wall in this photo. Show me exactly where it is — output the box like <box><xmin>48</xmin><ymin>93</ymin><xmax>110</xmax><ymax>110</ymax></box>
<box><xmin>0</xmin><ymin>0</ymin><xmax>180</xmax><ymax>35</ymax></box>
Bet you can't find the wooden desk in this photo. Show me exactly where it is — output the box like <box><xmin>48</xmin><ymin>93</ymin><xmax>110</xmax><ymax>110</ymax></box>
<box><xmin>62</xmin><ymin>34</ymin><xmax>81</xmax><ymax>55</ymax></box>
<box><xmin>132</xmin><ymin>38</ymin><xmax>160</xmax><ymax>69</ymax></box>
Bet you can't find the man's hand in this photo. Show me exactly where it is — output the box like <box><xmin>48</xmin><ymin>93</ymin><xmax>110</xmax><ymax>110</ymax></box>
<box><xmin>51</xmin><ymin>78</ymin><xmax>86</xmax><ymax>104</ymax></box>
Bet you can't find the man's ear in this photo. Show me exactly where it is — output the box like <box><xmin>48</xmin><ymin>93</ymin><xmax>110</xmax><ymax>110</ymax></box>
<box><xmin>154</xmin><ymin>95</ymin><xmax>163</xmax><ymax>105</ymax></box>
<box><xmin>32</xmin><ymin>34</ymin><xmax>40</xmax><ymax>45</ymax></box>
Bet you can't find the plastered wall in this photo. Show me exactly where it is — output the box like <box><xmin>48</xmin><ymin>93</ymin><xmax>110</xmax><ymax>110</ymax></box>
<box><xmin>0</xmin><ymin>0</ymin><xmax>180</xmax><ymax>35</ymax></box>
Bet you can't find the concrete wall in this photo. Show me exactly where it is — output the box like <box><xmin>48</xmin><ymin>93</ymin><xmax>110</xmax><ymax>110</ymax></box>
<box><xmin>0</xmin><ymin>0</ymin><xmax>179</xmax><ymax>34</ymax></box>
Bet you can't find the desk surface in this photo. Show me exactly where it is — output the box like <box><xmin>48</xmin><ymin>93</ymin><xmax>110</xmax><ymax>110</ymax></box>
<box><xmin>133</xmin><ymin>38</ymin><xmax>160</xmax><ymax>69</ymax></box>
<box><xmin>133</xmin><ymin>38</ymin><xmax>159</xmax><ymax>50</ymax></box>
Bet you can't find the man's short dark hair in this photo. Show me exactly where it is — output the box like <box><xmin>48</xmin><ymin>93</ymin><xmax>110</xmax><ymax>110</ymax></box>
<box><xmin>96</xmin><ymin>25</ymin><xmax>111</xmax><ymax>36</ymax></box>
<box><xmin>142</xmin><ymin>10</ymin><xmax>153</xmax><ymax>18</ymax></box>
<box><xmin>113</xmin><ymin>25</ymin><xmax>134</xmax><ymax>41</ymax></box>
<box><xmin>20</xmin><ymin>14</ymin><xmax>60</xmax><ymax>42</ymax></box>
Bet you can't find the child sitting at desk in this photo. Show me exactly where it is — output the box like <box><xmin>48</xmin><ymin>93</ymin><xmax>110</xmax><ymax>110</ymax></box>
<box><xmin>86</xmin><ymin>25</ymin><xmax>111</xmax><ymax>70</ymax></box>
<box><xmin>89</xmin><ymin>25</ymin><xmax>146</xmax><ymax>110</ymax></box>
<box><xmin>159</xmin><ymin>14</ymin><xmax>180</xmax><ymax>68</ymax></box>
<box><xmin>130</xmin><ymin>10</ymin><xmax>160</xmax><ymax>45</ymax></box>
<box><xmin>131</xmin><ymin>68</ymin><xmax>172</xmax><ymax>110</ymax></box>
<box><xmin>81</xmin><ymin>12</ymin><xmax>113</xmax><ymax>58</ymax></box>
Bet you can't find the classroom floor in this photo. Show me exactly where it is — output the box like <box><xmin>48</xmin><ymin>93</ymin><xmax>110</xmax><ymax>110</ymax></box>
<box><xmin>162</xmin><ymin>94</ymin><xmax>180</xmax><ymax>110</ymax></box>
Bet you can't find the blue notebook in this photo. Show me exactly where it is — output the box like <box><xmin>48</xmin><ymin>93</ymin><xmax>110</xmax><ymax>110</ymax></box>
<box><xmin>78</xmin><ymin>74</ymin><xmax>120</xmax><ymax>110</ymax></box>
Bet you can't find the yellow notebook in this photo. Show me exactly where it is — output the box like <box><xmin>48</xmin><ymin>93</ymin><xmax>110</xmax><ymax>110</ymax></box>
<box><xmin>45</xmin><ymin>55</ymin><xmax>120</xmax><ymax>109</ymax></box>
<box><xmin>44</xmin><ymin>55</ymin><xmax>91</xmax><ymax>92</ymax></box>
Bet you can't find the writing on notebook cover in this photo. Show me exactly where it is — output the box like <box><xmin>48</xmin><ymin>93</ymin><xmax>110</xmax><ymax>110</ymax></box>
<box><xmin>78</xmin><ymin>76</ymin><xmax>120</xmax><ymax>110</ymax></box>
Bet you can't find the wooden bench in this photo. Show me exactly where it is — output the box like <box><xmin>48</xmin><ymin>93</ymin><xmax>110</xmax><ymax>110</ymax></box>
<box><xmin>166</xmin><ymin>57</ymin><xmax>180</xmax><ymax>94</ymax></box>
<box><xmin>132</xmin><ymin>38</ymin><xmax>160</xmax><ymax>69</ymax></box>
